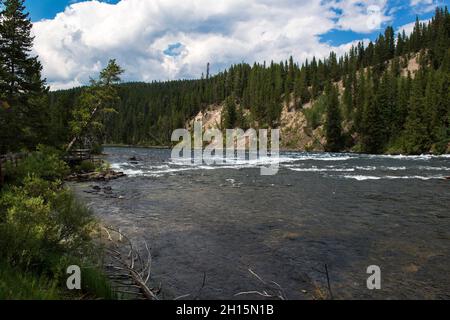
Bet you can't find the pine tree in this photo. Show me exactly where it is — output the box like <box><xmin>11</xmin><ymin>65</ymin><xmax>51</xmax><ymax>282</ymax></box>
<box><xmin>329</xmin><ymin>52</ymin><xmax>339</xmax><ymax>81</ymax></box>
<box><xmin>0</xmin><ymin>0</ymin><xmax>48</xmax><ymax>152</ymax></box>
<box><xmin>353</xmin><ymin>71</ymin><xmax>366</xmax><ymax>135</ymax></box>
<box><xmin>324</xmin><ymin>83</ymin><xmax>344</xmax><ymax>152</ymax></box>
<box><xmin>396</xmin><ymin>32</ymin><xmax>405</xmax><ymax>57</ymax></box>
<box><xmin>385</xmin><ymin>26</ymin><xmax>395</xmax><ymax>60</ymax></box>
<box><xmin>311</xmin><ymin>73</ymin><xmax>320</xmax><ymax>99</ymax></box>
<box><xmin>411</xmin><ymin>17</ymin><xmax>422</xmax><ymax>52</ymax></box>
<box><xmin>394</xmin><ymin>73</ymin><xmax>411</xmax><ymax>133</ymax></box>
<box><xmin>375</xmin><ymin>70</ymin><xmax>396</xmax><ymax>143</ymax></box>
<box><xmin>67</xmin><ymin>59</ymin><xmax>124</xmax><ymax>152</ymax></box>
<box><xmin>361</xmin><ymin>71</ymin><xmax>386</xmax><ymax>154</ymax></box>
<box><xmin>427</xmin><ymin>67</ymin><xmax>449</xmax><ymax>153</ymax></box>
<box><xmin>430</xmin><ymin>7</ymin><xmax>450</xmax><ymax>69</ymax></box>
<box><xmin>293</xmin><ymin>71</ymin><xmax>310</xmax><ymax>108</ymax></box>
<box><xmin>284</xmin><ymin>56</ymin><xmax>295</xmax><ymax>107</ymax></box>
<box><xmin>222</xmin><ymin>96</ymin><xmax>237</xmax><ymax>129</ymax></box>
<box><xmin>342</xmin><ymin>74</ymin><xmax>353</xmax><ymax>119</ymax></box>
<box><xmin>402</xmin><ymin>74</ymin><xmax>429</xmax><ymax>154</ymax></box>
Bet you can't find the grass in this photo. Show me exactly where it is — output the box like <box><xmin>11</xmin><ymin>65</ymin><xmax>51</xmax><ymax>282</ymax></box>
<box><xmin>79</xmin><ymin>264</ymin><xmax>116</xmax><ymax>300</ymax></box>
<box><xmin>0</xmin><ymin>259</ymin><xmax>116</xmax><ymax>300</ymax></box>
<box><xmin>0</xmin><ymin>263</ymin><xmax>59</xmax><ymax>300</ymax></box>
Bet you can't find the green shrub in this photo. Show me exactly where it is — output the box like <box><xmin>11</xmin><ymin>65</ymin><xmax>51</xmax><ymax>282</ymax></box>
<box><xmin>385</xmin><ymin>136</ymin><xmax>406</xmax><ymax>154</ymax></box>
<box><xmin>431</xmin><ymin>141</ymin><xmax>448</xmax><ymax>155</ymax></box>
<box><xmin>6</xmin><ymin>145</ymin><xmax>69</xmax><ymax>183</ymax></box>
<box><xmin>0</xmin><ymin>176</ymin><xmax>94</xmax><ymax>268</ymax></box>
<box><xmin>351</xmin><ymin>142</ymin><xmax>364</xmax><ymax>153</ymax></box>
<box><xmin>75</xmin><ymin>160</ymin><xmax>97</xmax><ymax>173</ymax></box>
<box><xmin>303</xmin><ymin>96</ymin><xmax>327</xmax><ymax>130</ymax></box>
<box><xmin>430</xmin><ymin>126</ymin><xmax>449</xmax><ymax>155</ymax></box>
<box><xmin>96</xmin><ymin>161</ymin><xmax>111</xmax><ymax>172</ymax></box>
<box><xmin>91</xmin><ymin>144</ymin><xmax>104</xmax><ymax>155</ymax></box>
<box><xmin>0</xmin><ymin>145</ymin><xmax>116</xmax><ymax>300</ymax></box>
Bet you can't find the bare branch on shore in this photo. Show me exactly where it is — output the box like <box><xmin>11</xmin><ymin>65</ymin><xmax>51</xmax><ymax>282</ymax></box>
<box><xmin>101</xmin><ymin>226</ymin><xmax>159</xmax><ymax>300</ymax></box>
<box><xmin>234</xmin><ymin>268</ymin><xmax>287</xmax><ymax>300</ymax></box>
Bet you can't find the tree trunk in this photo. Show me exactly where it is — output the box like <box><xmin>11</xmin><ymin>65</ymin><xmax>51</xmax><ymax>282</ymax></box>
<box><xmin>66</xmin><ymin>105</ymin><xmax>100</xmax><ymax>153</ymax></box>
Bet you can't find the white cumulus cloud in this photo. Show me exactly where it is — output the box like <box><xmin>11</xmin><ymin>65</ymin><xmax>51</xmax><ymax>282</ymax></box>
<box><xmin>409</xmin><ymin>0</ymin><xmax>442</xmax><ymax>13</ymax></box>
<box><xmin>396</xmin><ymin>18</ymin><xmax>431</xmax><ymax>35</ymax></box>
<box><xmin>32</xmin><ymin>0</ymin><xmax>395</xmax><ymax>90</ymax></box>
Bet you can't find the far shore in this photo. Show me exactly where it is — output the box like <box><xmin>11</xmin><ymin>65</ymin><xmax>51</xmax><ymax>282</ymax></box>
<box><xmin>102</xmin><ymin>143</ymin><xmax>171</xmax><ymax>149</ymax></box>
<box><xmin>102</xmin><ymin>144</ymin><xmax>450</xmax><ymax>156</ymax></box>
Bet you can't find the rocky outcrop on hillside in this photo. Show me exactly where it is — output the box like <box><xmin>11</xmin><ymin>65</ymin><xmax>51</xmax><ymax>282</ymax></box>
<box><xmin>279</xmin><ymin>104</ymin><xmax>326</xmax><ymax>151</ymax></box>
<box><xmin>186</xmin><ymin>104</ymin><xmax>223</xmax><ymax>131</ymax></box>
<box><xmin>186</xmin><ymin>53</ymin><xmax>423</xmax><ymax>152</ymax></box>
<box><xmin>187</xmin><ymin>102</ymin><xmax>326</xmax><ymax>151</ymax></box>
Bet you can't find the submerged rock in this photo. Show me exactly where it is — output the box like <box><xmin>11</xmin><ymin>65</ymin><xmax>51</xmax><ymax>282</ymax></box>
<box><xmin>128</xmin><ymin>156</ymin><xmax>140</xmax><ymax>164</ymax></box>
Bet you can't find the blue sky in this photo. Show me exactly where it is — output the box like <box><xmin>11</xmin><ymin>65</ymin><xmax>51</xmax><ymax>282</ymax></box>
<box><xmin>321</xmin><ymin>0</ymin><xmax>448</xmax><ymax>45</ymax></box>
<box><xmin>24</xmin><ymin>0</ymin><xmax>449</xmax><ymax>89</ymax></box>
<box><xmin>25</xmin><ymin>0</ymin><xmax>120</xmax><ymax>22</ymax></box>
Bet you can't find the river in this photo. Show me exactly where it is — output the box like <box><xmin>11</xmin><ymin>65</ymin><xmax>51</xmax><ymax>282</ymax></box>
<box><xmin>71</xmin><ymin>147</ymin><xmax>450</xmax><ymax>299</ymax></box>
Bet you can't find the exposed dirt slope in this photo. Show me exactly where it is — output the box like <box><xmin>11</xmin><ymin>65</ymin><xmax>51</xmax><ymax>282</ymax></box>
<box><xmin>187</xmin><ymin>54</ymin><xmax>422</xmax><ymax>152</ymax></box>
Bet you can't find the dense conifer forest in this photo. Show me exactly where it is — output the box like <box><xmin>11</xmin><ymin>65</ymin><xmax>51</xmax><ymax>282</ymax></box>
<box><xmin>46</xmin><ymin>7</ymin><xmax>450</xmax><ymax>155</ymax></box>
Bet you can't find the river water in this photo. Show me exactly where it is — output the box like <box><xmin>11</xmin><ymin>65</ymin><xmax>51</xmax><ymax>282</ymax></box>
<box><xmin>72</xmin><ymin>147</ymin><xmax>450</xmax><ymax>299</ymax></box>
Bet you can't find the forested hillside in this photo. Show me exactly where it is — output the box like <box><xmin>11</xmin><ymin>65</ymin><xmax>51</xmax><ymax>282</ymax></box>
<box><xmin>48</xmin><ymin>7</ymin><xmax>450</xmax><ymax>155</ymax></box>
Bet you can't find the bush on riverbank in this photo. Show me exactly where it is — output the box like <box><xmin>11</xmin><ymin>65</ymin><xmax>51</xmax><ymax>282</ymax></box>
<box><xmin>0</xmin><ymin>146</ymin><xmax>115</xmax><ymax>300</ymax></box>
<box><xmin>4</xmin><ymin>145</ymin><xmax>70</xmax><ymax>184</ymax></box>
<box><xmin>74</xmin><ymin>160</ymin><xmax>97</xmax><ymax>174</ymax></box>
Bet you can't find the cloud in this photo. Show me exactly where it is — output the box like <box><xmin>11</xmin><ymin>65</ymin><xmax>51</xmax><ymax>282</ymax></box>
<box><xmin>409</xmin><ymin>0</ymin><xmax>442</xmax><ymax>13</ymax></box>
<box><xmin>331</xmin><ymin>0</ymin><xmax>392</xmax><ymax>33</ymax></box>
<box><xmin>32</xmin><ymin>0</ymin><xmax>394</xmax><ymax>90</ymax></box>
<box><xmin>396</xmin><ymin>18</ymin><xmax>431</xmax><ymax>35</ymax></box>
<box><xmin>410</xmin><ymin>0</ymin><xmax>433</xmax><ymax>5</ymax></box>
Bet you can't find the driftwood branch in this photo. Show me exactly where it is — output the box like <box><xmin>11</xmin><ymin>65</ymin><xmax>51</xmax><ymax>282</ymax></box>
<box><xmin>173</xmin><ymin>272</ymin><xmax>207</xmax><ymax>301</ymax></box>
<box><xmin>101</xmin><ymin>226</ymin><xmax>207</xmax><ymax>301</ymax></box>
<box><xmin>101</xmin><ymin>226</ymin><xmax>159</xmax><ymax>300</ymax></box>
<box><xmin>234</xmin><ymin>268</ymin><xmax>287</xmax><ymax>300</ymax></box>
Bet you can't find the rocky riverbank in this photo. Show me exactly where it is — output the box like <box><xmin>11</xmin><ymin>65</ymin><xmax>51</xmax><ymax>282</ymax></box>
<box><xmin>65</xmin><ymin>169</ymin><xmax>126</xmax><ymax>182</ymax></box>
